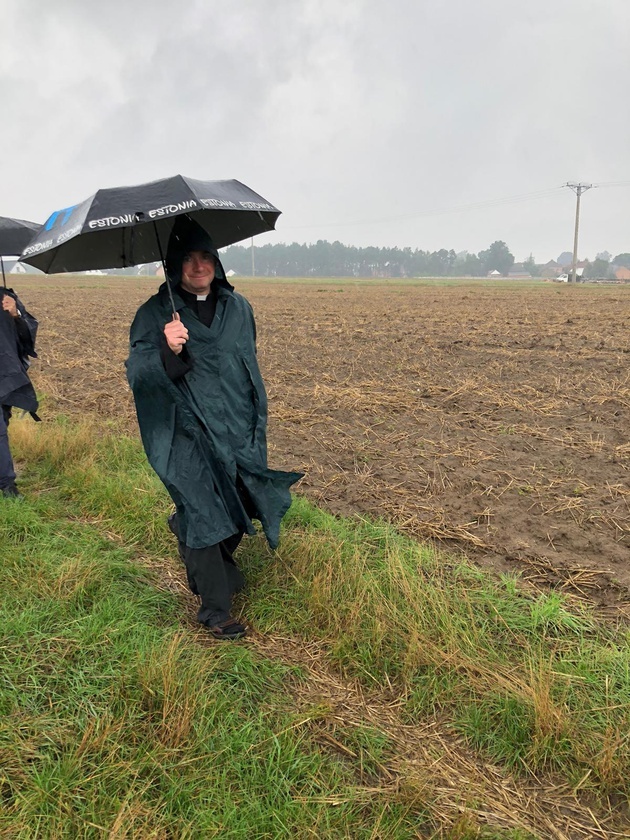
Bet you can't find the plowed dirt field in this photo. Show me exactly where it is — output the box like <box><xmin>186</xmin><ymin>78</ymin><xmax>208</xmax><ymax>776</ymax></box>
<box><xmin>15</xmin><ymin>276</ymin><xmax>630</xmax><ymax>615</ymax></box>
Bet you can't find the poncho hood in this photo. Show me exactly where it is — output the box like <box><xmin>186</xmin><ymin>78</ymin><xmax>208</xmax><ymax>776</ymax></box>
<box><xmin>165</xmin><ymin>215</ymin><xmax>231</xmax><ymax>290</ymax></box>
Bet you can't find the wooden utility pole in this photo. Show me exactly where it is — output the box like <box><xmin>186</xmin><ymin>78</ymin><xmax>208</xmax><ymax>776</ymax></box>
<box><xmin>565</xmin><ymin>183</ymin><xmax>593</xmax><ymax>283</ymax></box>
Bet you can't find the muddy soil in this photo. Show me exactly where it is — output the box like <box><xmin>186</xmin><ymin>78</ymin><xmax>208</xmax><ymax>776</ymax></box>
<box><xmin>16</xmin><ymin>276</ymin><xmax>630</xmax><ymax>614</ymax></box>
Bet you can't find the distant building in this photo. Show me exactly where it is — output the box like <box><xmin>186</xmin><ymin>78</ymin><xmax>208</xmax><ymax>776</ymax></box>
<box><xmin>10</xmin><ymin>261</ymin><xmax>43</xmax><ymax>275</ymax></box>
<box><xmin>614</xmin><ymin>266</ymin><xmax>630</xmax><ymax>281</ymax></box>
<box><xmin>562</xmin><ymin>260</ymin><xmax>589</xmax><ymax>273</ymax></box>
<box><xmin>137</xmin><ymin>262</ymin><xmax>161</xmax><ymax>276</ymax></box>
<box><xmin>487</xmin><ymin>269</ymin><xmax>502</xmax><ymax>277</ymax></box>
<box><xmin>508</xmin><ymin>263</ymin><xmax>532</xmax><ymax>278</ymax></box>
<box><xmin>540</xmin><ymin>260</ymin><xmax>562</xmax><ymax>279</ymax></box>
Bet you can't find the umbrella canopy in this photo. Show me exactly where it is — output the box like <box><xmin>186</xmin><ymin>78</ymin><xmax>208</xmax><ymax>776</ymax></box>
<box><xmin>0</xmin><ymin>215</ymin><xmax>41</xmax><ymax>286</ymax></box>
<box><xmin>20</xmin><ymin>175</ymin><xmax>281</xmax><ymax>274</ymax></box>
<box><xmin>0</xmin><ymin>215</ymin><xmax>41</xmax><ymax>256</ymax></box>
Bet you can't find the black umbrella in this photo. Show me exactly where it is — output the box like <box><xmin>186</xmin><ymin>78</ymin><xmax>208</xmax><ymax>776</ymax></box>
<box><xmin>20</xmin><ymin>175</ymin><xmax>280</xmax><ymax>290</ymax></box>
<box><xmin>0</xmin><ymin>216</ymin><xmax>41</xmax><ymax>287</ymax></box>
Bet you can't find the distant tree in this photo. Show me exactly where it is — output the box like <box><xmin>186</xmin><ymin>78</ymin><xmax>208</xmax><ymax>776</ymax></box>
<box><xmin>453</xmin><ymin>250</ymin><xmax>481</xmax><ymax>276</ymax></box>
<box><xmin>457</xmin><ymin>252</ymin><xmax>482</xmax><ymax>276</ymax></box>
<box><xmin>523</xmin><ymin>253</ymin><xmax>539</xmax><ymax>276</ymax></box>
<box><xmin>557</xmin><ymin>251</ymin><xmax>573</xmax><ymax>267</ymax></box>
<box><xmin>612</xmin><ymin>253</ymin><xmax>630</xmax><ymax>268</ymax></box>
<box><xmin>426</xmin><ymin>248</ymin><xmax>455</xmax><ymax>276</ymax></box>
<box><xmin>478</xmin><ymin>241</ymin><xmax>515</xmax><ymax>275</ymax></box>
<box><xmin>584</xmin><ymin>258</ymin><xmax>612</xmax><ymax>279</ymax></box>
<box><xmin>596</xmin><ymin>251</ymin><xmax>611</xmax><ymax>263</ymax></box>
<box><xmin>408</xmin><ymin>249</ymin><xmax>430</xmax><ymax>276</ymax></box>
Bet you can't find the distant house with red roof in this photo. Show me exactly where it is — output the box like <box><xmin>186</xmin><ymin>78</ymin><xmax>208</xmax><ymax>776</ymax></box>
<box><xmin>540</xmin><ymin>260</ymin><xmax>562</xmax><ymax>278</ymax></box>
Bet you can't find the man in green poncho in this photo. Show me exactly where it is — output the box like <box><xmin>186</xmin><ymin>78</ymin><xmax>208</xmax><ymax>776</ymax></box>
<box><xmin>126</xmin><ymin>216</ymin><xmax>302</xmax><ymax>639</ymax></box>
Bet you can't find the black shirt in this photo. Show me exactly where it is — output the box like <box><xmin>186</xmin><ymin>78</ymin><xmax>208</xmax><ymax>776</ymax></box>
<box><xmin>176</xmin><ymin>283</ymin><xmax>218</xmax><ymax>329</ymax></box>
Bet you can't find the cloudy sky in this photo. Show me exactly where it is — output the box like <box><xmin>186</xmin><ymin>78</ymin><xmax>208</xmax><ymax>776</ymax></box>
<box><xmin>1</xmin><ymin>0</ymin><xmax>629</xmax><ymax>262</ymax></box>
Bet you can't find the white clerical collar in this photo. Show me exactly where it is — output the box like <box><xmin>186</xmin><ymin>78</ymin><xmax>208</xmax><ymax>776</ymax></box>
<box><xmin>196</xmin><ymin>294</ymin><xmax>208</xmax><ymax>301</ymax></box>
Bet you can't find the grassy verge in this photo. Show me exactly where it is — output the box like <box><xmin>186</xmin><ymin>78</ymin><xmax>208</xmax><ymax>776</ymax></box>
<box><xmin>2</xmin><ymin>431</ymin><xmax>430</xmax><ymax>838</ymax></box>
<box><xmin>4</xmin><ymin>416</ymin><xmax>629</xmax><ymax>835</ymax></box>
<box><xmin>257</xmin><ymin>504</ymin><xmax>630</xmax><ymax>789</ymax></box>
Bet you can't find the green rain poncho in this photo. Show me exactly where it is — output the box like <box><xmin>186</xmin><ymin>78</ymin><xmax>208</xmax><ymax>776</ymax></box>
<box><xmin>125</xmin><ymin>222</ymin><xmax>302</xmax><ymax>550</ymax></box>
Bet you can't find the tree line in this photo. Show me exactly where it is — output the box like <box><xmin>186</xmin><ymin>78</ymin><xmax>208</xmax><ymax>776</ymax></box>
<box><xmin>66</xmin><ymin>241</ymin><xmax>629</xmax><ymax>279</ymax></box>
<box><xmin>58</xmin><ymin>242</ymin><xmax>514</xmax><ymax>279</ymax></box>
<box><xmin>221</xmin><ymin>239</ymin><xmax>517</xmax><ymax>278</ymax></box>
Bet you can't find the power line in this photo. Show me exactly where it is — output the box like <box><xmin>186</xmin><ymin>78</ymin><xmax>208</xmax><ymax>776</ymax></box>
<box><xmin>276</xmin><ymin>179</ymin><xmax>630</xmax><ymax>260</ymax></box>
<box><xmin>592</xmin><ymin>179</ymin><xmax>630</xmax><ymax>188</ymax></box>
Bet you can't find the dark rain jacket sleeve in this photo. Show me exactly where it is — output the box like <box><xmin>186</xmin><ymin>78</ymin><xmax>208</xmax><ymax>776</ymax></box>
<box><xmin>14</xmin><ymin>296</ymin><xmax>38</xmax><ymax>361</ymax></box>
<box><xmin>0</xmin><ymin>290</ymin><xmax>39</xmax><ymax>414</ymax></box>
<box><xmin>160</xmin><ymin>335</ymin><xmax>192</xmax><ymax>381</ymax></box>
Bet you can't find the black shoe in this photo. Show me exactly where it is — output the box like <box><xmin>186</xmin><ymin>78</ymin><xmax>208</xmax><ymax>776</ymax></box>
<box><xmin>1</xmin><ymin>483</ymin><xmax>22</xmax><ymax>499</ymax></box>
<box><xmin>204</xmin><ymin>616</ymin><xmax>248</xmax><ymax>640</ymax></box>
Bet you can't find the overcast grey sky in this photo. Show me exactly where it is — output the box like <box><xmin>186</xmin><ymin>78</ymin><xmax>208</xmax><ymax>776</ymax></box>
<box><xmin>1</xmin><ymin>0</ymin><xmax>629</xmax><ymax>262</ymax></box>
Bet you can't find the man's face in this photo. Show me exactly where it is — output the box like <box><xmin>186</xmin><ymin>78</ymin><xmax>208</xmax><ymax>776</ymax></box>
<box><xmin>180</xmin><ymin>250</ymin><xmax>216</xmax><ymax>295</ymax></box>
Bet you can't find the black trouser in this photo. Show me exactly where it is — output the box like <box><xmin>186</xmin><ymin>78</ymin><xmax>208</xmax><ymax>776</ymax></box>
<box><xmin>183</xmin><ymin>535</ymin><xmax>245</xmax><ymax>626</ymax></box>
<box><xmin>0</xmin><ymin>406</ymin><xmax>16</xmax><ymax>491</ymax></box>
<box><xmin>169</xmin><ymin>514</ymin><xmax>245</xmax><ymax>626</ymax></box>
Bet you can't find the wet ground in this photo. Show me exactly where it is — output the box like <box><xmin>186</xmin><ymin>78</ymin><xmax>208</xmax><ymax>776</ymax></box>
<box><xmin>18</xmin><ymin>275</ymin><xmax>630</xmax><ymax>616</ymax></box>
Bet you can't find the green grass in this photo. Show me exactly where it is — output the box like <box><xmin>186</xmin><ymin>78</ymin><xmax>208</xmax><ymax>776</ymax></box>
<box><xmin>0</xmin><ymin>472</ymin><xmax>426</xmax><ymax>837</ymax></box>
<box><xmin>252</xmin><ymin>502</ymin><xmax>630</xmax><ymax>793</ymax></box>
<box><xmin>3</xmin><ymin>416</ymin><xmax>629</xmax><ymax>836</ymax></box>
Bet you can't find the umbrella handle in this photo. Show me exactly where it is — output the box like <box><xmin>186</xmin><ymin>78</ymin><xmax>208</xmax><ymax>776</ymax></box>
<box><xmin>1</xmin><ymin>256</ymin><xmax>5</xmax><ymax>288</ymax></box>
<box><xmin>152</xmin><ymin>221</ymin><xmax>176</xmax><ymax>315</ymax></box>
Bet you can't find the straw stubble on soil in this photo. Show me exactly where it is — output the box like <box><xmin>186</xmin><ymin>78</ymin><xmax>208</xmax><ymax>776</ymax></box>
<box><xmin>20</xmin><ymin>276</ymin><xmax>630</xmax><ymax>615</ymax></box>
